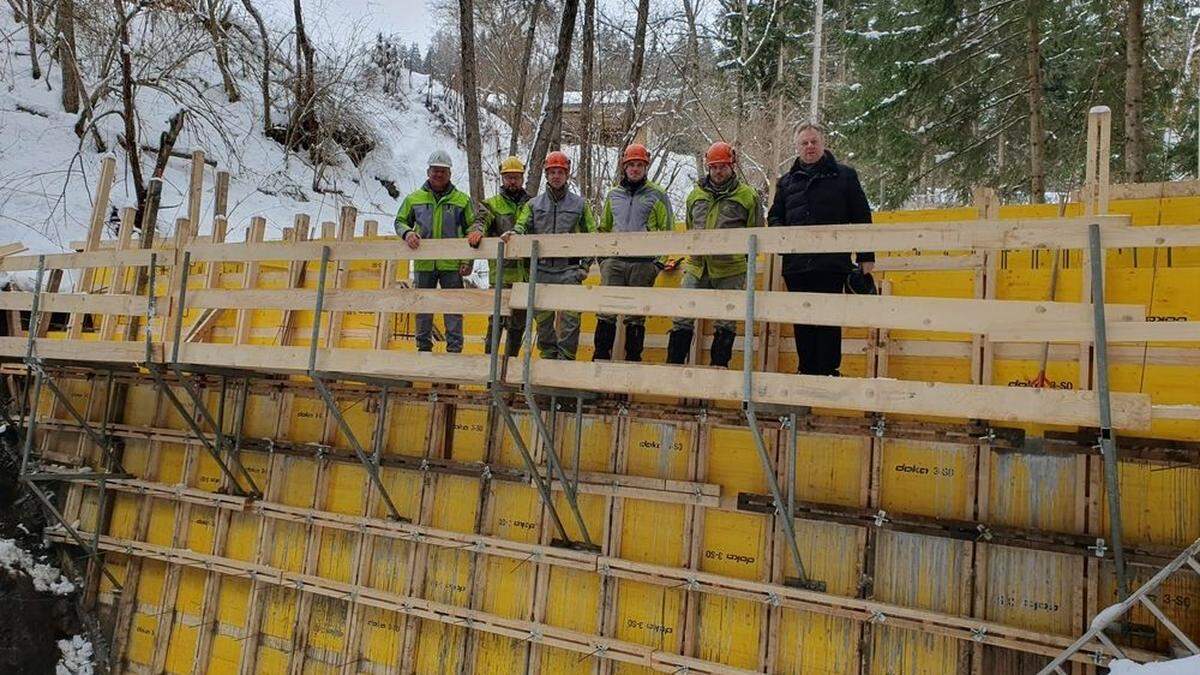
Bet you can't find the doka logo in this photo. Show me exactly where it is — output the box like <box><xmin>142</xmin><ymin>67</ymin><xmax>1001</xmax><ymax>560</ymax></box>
<box><xmin>894</xmin><ymin>463</ymin><xmax>929</xmax><ymax>475</ymax></box>
<box><xmin>1147</xmin><ymin>315</ymin><xmax>1188</xmax><ymax>322</ymax></box>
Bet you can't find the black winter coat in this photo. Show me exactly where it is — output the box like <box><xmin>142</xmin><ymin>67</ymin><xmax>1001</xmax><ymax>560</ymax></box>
<box><xmin>768</xmin><ymin>150</ymin><xmax>875</xmax><ymax>275</ymax></box>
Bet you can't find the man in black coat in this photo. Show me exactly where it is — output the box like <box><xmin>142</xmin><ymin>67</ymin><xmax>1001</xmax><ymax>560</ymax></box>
<box><xmin>768</xmin><ymin>123</ymin><xmax>875</xmax><ymax>376</ymax></box>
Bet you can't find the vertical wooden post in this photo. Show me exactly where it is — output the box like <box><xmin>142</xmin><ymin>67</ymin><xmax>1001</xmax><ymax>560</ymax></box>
<box><xmin>213</xmin><ymin>170</ymin><xmax>230</xmax><ymax>220</ymax></box>
<box><xmin>233</xmin><ymin>218</ymin><xmax>267</xmax><ymax>345</ymax></box>
<box><xmin>187</xmin><ymin>150</ymin><xmax>206</xmax><ymax>233</ymax></box>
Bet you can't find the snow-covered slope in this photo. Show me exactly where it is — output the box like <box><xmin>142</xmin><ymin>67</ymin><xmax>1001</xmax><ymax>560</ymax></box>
<box><xmin>0</xmin><ymin>8</ymin><xmax>696</xmax><ymax>257</ymax></box>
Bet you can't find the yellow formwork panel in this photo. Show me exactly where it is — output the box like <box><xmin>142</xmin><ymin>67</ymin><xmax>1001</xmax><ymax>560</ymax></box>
<box><xmin>775</xmin><ymin>519</ymin><xmax>863</xmax><ymax>674</ymax></box>
<box><xmin>304</xmin><ymin>595</ymin><xmax>349</xmax><ymax>664</ymax></box>
<box><xmin>697</xmin><ymin>426</ymin><xmax>770</xmax><ymax>670</ymax></box>
<box><xmin>413</xmin><ymin>472</ymin><xmax>480</xmax><ymax>674</ymax></box>
<box><xmin>878</xmin><ymin>440</ymin><xmax>972</xmax><ymax>520</ymax></box>
<box><xmin>385</xmin><ymin>401</ymin><xmax>434</xmax><ymax>457</ymax></box>
<box><xmin>163</xmin><ymin>619</ymin><xmax>199</xmax><ymax>674</ymax></box>
<box><xmin>450</xmin><ymin>405</ymin><xmax>490</xmax><ymax>459</ymax></box>
<box><xmin>1104</xmin><ymin>462</ymin><xmax>1200</xmax><ymax>549</ymax></box>
<box><xmin>794</xmin><ymin>434</ymin><xmax>869</xmax><ymax>508</ymax></box>
<box><xmin>1100</xmin><ymin>562</ymin><xmax>1200</xmax><ymax>654</ymax></box>
<box><xmin>184</xmin><ymin>506</ymin><xmax>216</xmax><ymax>554</ymax></box>
<box><xmin>285</xmin><ymin>396</ymin><xmax>328</xmax><ymax>442</ymax></box>
<box><xmin>982</xmin><ymin>545</ymin><xmax>1079</xmax><ymax>635</ymax></box>
<box><xmin>613</xmin><ymin>420</ymin><xmax>693</xmax><ymax>675</ymax></box>
<box><xmin>870</xmin><ymin>531</ymin><xmax>969</xmax><ymax>674</ymax></box>
<box><xmin>987</xmin><ymin>453</ymin><xmax>1081</xmax><ymax>533</ymax></box>
<box><xmin>126</xmin><ymin>559</ymin><xmax>168</xmax><ymax>666</ymax></box>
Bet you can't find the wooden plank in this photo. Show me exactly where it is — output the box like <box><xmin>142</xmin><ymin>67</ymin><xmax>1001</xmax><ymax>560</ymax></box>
<box><xmin>175</xmin><ymin>343</ymin><xmax>491</xmax><ymax>382</ymax></box>
<box><xmin>0</xmin><ymin>242</ymin><xmax>28</xmax><ymax>258</ymax></box>
<box><xmin>100</xmin><ymin>208</ymin><xmax>139</xmax><ymax>341</ymax></box>
<box><xmin>510</xmin><ymin>283</ymin><xmax>1144</xmax><ymax>340</ymax></box>
<box><xmin>187</xmin><ymin>150</ymin><xmax>205</xmax><ymax>229</ymax></box>
<box><xmin>213</xmin><ymin>170</ymin><xmax>230</xmax><ymax>218</ymax></box>
<box><xmin>1109</xmin><ymin>179</ymin><xmax>1200</xmax><ymax>200</ymax></box>
<box><xmin>0</xmin><ymin>248</ymin><xmax>171</xmax><ymax>272</ymax></box>
<box><xmin>233</xmin><ymin>219</ymin><xmax>267</xmax><ymax>346</ymax></box>
<box><xmin>0</xmin><ymin>337</ymin><xmax>151</xmax><ymax>362</ymax></box>
<box><xmin>509</xmin><ymin>361</ymin><xmax>1153</xmax><ymax>430</ymax></box>
<box><xmin>989</xmin><ymin>321</ymin><xmax>1200</xmax><ymax>343</ymax></box>
<box><xmin>184</xmin><ymin>216</ymin><xmax>1178</xmax><ymax>264</ymax></box>
<box><xmin>0</xmin><ymin>292</ymin><xmax>149</xmax><ymax>315</ymax></box>
<box><xmin>186</xmin><ymin>287</ymin><xmax>504</xmax><ymax>314</ymax></box>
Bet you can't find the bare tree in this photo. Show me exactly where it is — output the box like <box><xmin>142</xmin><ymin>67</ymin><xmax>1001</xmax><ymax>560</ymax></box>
<box><xmin>1124</xmin><ymin>0</ymin><xmax>1145</xmax><ymax>181</ymax></box>
<box><xmin>459</xmin><ymin>0</ymin><xmax>485</xmax><ymax>199</ymax></box>
<box><xmin>579</xmin><ymin>0</ymin><xmax>595</xmax><ymax>201</ymax></box>
<box><xmin>508</xmin><ymin>0</ymin><xmax>541</xmax><ymax>156</ymax></box>
<box><xmin>619</xmin><ymin>0</ymin><xmax>650</xmax><ymax>148</ymax></box>
<box><xmin>56</xmin><ymin>0</ymin><xmax>80</xmax><ymax>113</ymax></box>
<box><xmin>292</xmin><ymin>0</ymin><xmax>318</xmax><ymax>140</ymax></box>
<box><xmin>202</xmin><ymin>0</ymin><xmax>241</xmax><ymax>103</ymax></box>
<box><xmin>114</xmin><ymin>0</ymin><xmax>145</xmax><ymax>210</ymax></box>
<box><xmin>25</xmin><ymin>0</ymin><xmax>40</xmax><ymax>78</ymax></box>
<box><xmin>239</xmin><ymin>0</ymin><xmax>273</xmax><ymax>132</ymax></box>
<box><xmin>1025</xmin><ymin>0</ymin><xmax>1045</xmax><ymax>202</ymax></box>
<box><xmin>524</xmin><ymin>0</ymin><xmax>579</xmax><ymax>194</ymax></box>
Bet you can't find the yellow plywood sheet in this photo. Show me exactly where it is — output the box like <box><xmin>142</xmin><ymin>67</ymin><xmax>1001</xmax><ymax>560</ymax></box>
<box><xmin>878</xmin><ymin>440</ymin><xmax>973</xmax><ymax>520</ymax></box>
<box><xmin>1105</xmin><ymin>462</ymin><xmax>1200</xmax><ymax>549</ymax></box>
<box><xmin>987</xmin><ymin>453</ymin><xmax>1081</xmax><ymax>533</ymax></box>
<box><xmin>385</xmin><ymin>401</ymin><xmax>433</xmax><ymax>457</ymax></box>
<box><xmin>1100</xmin><ymin>563</ymin><xmax>1200</xmax><ymax>655</ymax></box>
<box><xmin>870</xmin><ymin>531</ymin><xmax>969</xmax><ymax>674</ymax></box>
<box><xmin>982</xmin><ymin>546</ymin><xmax>1078</xmax><ymax>635</ymax></box>
<box><xmin>794</xmin><ymin>433</ymin><xmax>868</xmax><ymax>508</ymax></box>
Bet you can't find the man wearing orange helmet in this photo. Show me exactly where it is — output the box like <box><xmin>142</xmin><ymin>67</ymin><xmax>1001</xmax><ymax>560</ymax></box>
<box><xmin>666</xmin><ymin>141</ymin><xmax>763</xmax><ymax>368</ymax></box>
<box><xmin>502</xmin><ymin>150</ymin><xmax>596</xmax><ymax>360</ymax></box>
<box><xmin>593</xmin><ymin>143</ymin><xmax>674</xmax><ymax>362</ymax></box>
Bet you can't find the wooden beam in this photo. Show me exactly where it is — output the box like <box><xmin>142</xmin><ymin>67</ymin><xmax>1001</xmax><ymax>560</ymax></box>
<box><xmin>510</xmin><ymin>283</ymin><xmax>1144</xmax><ymax>340</ymax></box>
<box><xmin>990</xmin><ymin>320</ymin><xmax>1200</xmax><ymax>343</ymax></box>
<box><xmin>508</xmin><ymin>360</ymin><xmax>1153</xmax><ymax>430</ymax></box>
<box><xmin>0</xmin><ymin>248</ymin><xmax>169</xmax><ymax>272</ymax></box>
<box><xmin>186</xmin><ymin>287</ymin><xmax>505</xmax><ymax>314</ymax></box>
<box><xmin>184</xmin><ymin>216</ymin><xmax>1191</xmax><ymax>265</ymax></box>
<box><xmin>0</xmin><ymin>292</ymin><xmax>149</xmax><ymax>316</ymax></box>
<box><xmin>0</xmin><ymin>337</ymin><xmax>152</xmax><ymax>362</ymax></box>
<box><xmin>0</xmin><ymin>242</ymin><xmax>28</xmax><ymax>258</ymax></box>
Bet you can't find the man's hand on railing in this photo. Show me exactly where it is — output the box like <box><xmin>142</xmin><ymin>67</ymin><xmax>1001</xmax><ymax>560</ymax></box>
<box><xmin>404</xmin><ymin>231</ymin><xmax>421</xmax><ymax>250</ymax></box>
<box><xmin>467</xmin><ymin>231</ymin><xmax>483</xmax><ymax>248</ymax></box>
<box><xmin>499</xmin><ymin>230</ymin><xmax>514</xmax><ymax>243</ymax></box>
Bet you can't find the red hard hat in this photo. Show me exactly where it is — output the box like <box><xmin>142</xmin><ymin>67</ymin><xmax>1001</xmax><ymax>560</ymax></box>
<box><xmin>622</xmin><ymin>143</ymin><xmax>650</xmax><ymax>165</ymax></box>
<box><xmin>545</xmin><ymin>150</ymin><xmax>571</xmax><ymax>171</ymax></box>
<box><xmin>705</xmin><ymin>141</ymin><xmax>735</xmax><ymax>167</ymax></box>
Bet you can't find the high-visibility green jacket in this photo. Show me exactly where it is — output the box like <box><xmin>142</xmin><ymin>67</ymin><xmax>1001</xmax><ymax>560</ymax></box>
<box><xmin>514</xmin><ymin>186</ymin><xmax>596</xmax><ymax>274</ymax></box>
<box><xmin>681</xmin><ymin>176</ymin><xmax>763</xmax><ymax>280</ymax></box>
<box><xmin>473</xmin><ymin>187</ymin><xmax>529</xmax><ymax>284</ymax></box>
<box><xmin>393</xmin><ymin>181</ymin><xmax>474</xmax><ymax>272</ymax></box>
<box><xmin>599</xmin><ymin>179</ymin><xmax>673</xmax><ymax>264</ymax></box>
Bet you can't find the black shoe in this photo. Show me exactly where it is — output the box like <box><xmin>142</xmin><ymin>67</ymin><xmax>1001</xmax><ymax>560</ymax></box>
<box><xmin>710</xmin><ymin>328</ymin><xmax>736</xmax><ymax>368</ymax></box>
<box><xmin>624</xmin><ymin>324</ymin><xmax>646</xmax><ymax>362</ymax></box>
<box><xmin>593</xmin><ymin>320</ymin><xmax>616</xmax><ymax>361</ymax></box>
<box><xmin>666</xmin><ymin>328</ymin><xmax>693</xmax><ymax>364</ymax></box>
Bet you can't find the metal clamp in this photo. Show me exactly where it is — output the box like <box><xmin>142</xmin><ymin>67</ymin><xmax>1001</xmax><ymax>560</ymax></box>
<box><xmin>1089</xmin><ymin>538</ymin><xmax>1108</xmax><ymax>558</ymax></box>
<box><xmin>873</xmin><ymin>510</ymin><xmax>890</xmax><ymax>527</ymax></box>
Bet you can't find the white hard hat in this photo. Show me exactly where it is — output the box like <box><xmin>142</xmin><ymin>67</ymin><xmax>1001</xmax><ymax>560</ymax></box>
<box><xmin>427</xmin><ymin>150</ymin><xmax>453</xmax><ymax>169</ymax></box>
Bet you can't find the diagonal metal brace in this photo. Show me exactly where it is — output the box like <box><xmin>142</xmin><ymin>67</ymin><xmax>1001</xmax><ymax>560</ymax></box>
<box><xmin>306</xmin><ymin>245</ymin><xmax>406</xmax><ymax>522</ymax></box>
<box><xmin>739</xmin><ymin>234</ymin><xmax>821</xmax><ymax>591</ymax></box>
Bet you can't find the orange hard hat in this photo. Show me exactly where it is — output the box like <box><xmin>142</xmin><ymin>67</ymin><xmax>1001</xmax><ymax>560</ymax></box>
<box><xmin>545</xmin><ymin>150</ymin><xmax>571</xmax><ymax>171</ymax></box>
<box><xmin>622</xmin><ymin>143</ymin><xmax>650</xmax><ymax>165</ymax></box>
<box><xmin>705</xmin><ymin>141</ymin><xmax>735</xmax><ymax>167</ymax></box>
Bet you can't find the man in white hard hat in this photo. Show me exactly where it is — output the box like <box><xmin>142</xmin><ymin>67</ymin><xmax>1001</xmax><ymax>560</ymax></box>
<box><xmin>394</xmin><ymin>150</ymin><xmax>475</xmax><ymax>353</ymax></box>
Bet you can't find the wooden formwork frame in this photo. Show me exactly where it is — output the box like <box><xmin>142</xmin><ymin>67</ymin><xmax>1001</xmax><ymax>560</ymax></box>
<box><xmin>8</xmin><ymin>140</ymin><xmax>1200</xmax><ymax>673</ymax></box>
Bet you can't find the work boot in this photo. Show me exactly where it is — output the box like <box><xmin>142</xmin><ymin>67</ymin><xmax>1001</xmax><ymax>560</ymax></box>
<box><xmin>709</xmin><ymin>328</ymin><xmax>736</xmax><ymax>368</ymax></box>
<box><xmin>666</xmin><ymin>328</ymin><xmax>693</xmax><ymax>364</ymax></box>
<box><xmin>624</xmin><ymin>324</ymin><xmax>646</xmax><ymax>362</ymax></box>
<box><xmin>593</xmin><ymin>320</ymin><xmax>616</xmax><ymax>361</ymax></box>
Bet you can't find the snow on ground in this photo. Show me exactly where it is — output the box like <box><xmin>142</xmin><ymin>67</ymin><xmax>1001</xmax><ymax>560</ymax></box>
<box><xmin>0</xmin><ymin>537</ymin><xmax>75</xmax><ymax>595</ymax></box>
<box><xmin>1107</xmin><ymin>655</ymin><xmax>1200</xmax><ymax>674</ymax></box>
<box><xmin>0</xmin><ymin>7</ymin><xmax>696</xmax><ymax>268</ymax></box>
<box><xmin>56</xmin><ymin>634</ymin><xmax>93</xmax><ymax>675</ymax></box>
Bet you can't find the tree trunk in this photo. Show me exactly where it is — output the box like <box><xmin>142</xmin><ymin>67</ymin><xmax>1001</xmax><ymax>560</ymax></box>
<box><xmin>25</xmin><ymin>0</ymin><xmax>40</xmax><ymax>79</ymax></box>
<box><xmin>57</xmin><ymin>0</ymin><xmax>80</xmax><ymax>113</ymax></box>
<box><xmin>620</xmin><ymin>0</ymin><xmax>650</xmax><ymax>148</ymax></box>
<box><xmin>1025</xmin><ymin>0</ymin><xmax>1045</xmax><ymax>203</ymax></box>
<box><xmin>682</xmin><ymin>0</ymin><xmax>700</xmax><ymax>82</ymax></box>
<box><xmin>115</xmin><ymin>0</ymin><xmax>145</xmax><ymax>212</ymax></box>
<box><xmin>508</xmin><ymin>0</ymin><xmax>541</xmax><ymax>156</ymax></box>
<box><xmin>459</xmin><ymin>0</ymin><xmax>485</xmax><ymax>200</ymax></box>
<box><xmin>239</xmin><ymin>0</ymin><xmax>272</xmax><ymax>132</ymax></box>
<box><xmin>524</xmin><ymin>0</ymin><xmax>579</xmax><ymax>195</ymax></box>
<box><xmin>292</xmin><ymin>0</ymin><xmax>318</xmax><ymax>142</ymax></box>
<box><xmin>734</xmin><ymin>0</ymin><xmax>749</xmax><ymax>144</ymax></box>
<box><xmin>204</xmin><ymin>0</ymin><xmax>240</xmax><ymax>103</ymax></box>
<box><xmin>1123</xmin><ymin>0</ymin><xmax>1144</xmax><ymax>182</ymax></box>
<box><xmin>579</xmin><ymin>0</ymin><xmax>595</xmax><ymax>202</ymax></box>
<box><xmin>810</xmin><ymin>0</ymin><xmax>824</xmax><ymax>121</ymax></box>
